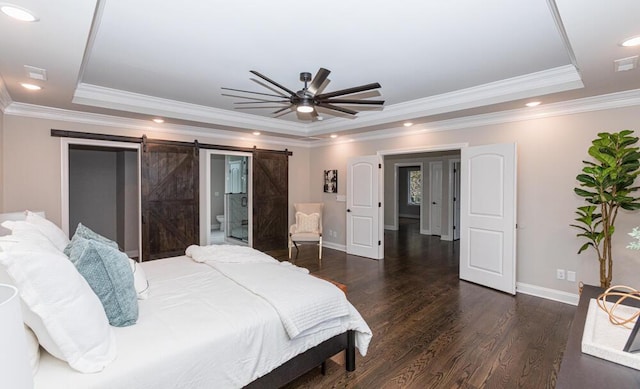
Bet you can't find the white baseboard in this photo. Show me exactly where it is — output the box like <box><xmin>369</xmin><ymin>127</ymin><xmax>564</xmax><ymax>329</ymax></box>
<box><xmin>516</xmin><ymin>282</ymin><xmax>579</xmax><ymax>306</ymax></box>
<box><xmin>399</xmin><ymin>214</ymin><xmax>420</xmax><ymax>219</ymax></box>
<box><xmin>384</xmin><ymin>224</ymin><xmax>398</xmax><ymax>231</ymax></box>
<box><xmin>126</xmin><ymin>250</ymin><xmax>139</xmax><ymax>258</ymax></box>
<box><xmin>421</xmin><ymin>229</ymin><xmax>431</xmax><ymax>235</ymax></box>
<box><xmin>323</xmin><ymin>241</ymin><xmax>346</xmax><ymax>252</ymax></box>
<box><xmin>441</xmin><ymin>234</ymin><xmax>452</xmax><ymax>241</ymax></box>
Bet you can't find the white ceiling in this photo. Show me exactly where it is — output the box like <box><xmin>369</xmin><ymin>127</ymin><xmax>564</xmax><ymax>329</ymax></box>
<box><xmin>1</xmin><ymin>0</ymin><xmax>639</xmax><ymax>140</ymax></box>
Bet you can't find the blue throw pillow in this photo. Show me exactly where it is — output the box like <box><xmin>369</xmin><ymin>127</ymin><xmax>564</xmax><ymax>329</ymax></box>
<box><xmin>68</xmin><ymin>237</ymin><xmax>138</xmax><ymax>327</ymax></box>
<box><xmin>64</xmin><ymin>223</ymin><xmax>119</xmax><ymax>257</ymax></box>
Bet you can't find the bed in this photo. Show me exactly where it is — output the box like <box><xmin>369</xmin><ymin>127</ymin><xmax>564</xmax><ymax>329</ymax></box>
<box><xmin>0</xmin><ymin>213</ymin><xmax>372</xmax><ymax>389</ymax></box>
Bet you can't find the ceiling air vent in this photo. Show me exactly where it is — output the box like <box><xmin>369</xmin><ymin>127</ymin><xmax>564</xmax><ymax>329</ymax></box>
<box><xmin>614</xmin><ymin>56</ymin><xmax>638</xmax><ymax>72</ymax></box>
<box><xmin>24</xmin><ymin>65</ymin><xmax>47</xmax><ymax>81</ymax></box>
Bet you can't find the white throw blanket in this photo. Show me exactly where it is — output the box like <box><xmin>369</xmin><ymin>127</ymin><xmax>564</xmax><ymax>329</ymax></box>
<box><xmin>185</xmin><ymin>245</ymin><xmax>350</xmax><ymax>338</ymax></box>
<box><xmin>186</xmin><ymin>244</ymin><xmax>277</xmax><ymax>264</ymax></box>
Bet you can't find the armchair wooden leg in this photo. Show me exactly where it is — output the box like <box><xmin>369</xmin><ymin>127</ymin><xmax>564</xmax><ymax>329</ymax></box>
<box><xmin>319</xmin><ymin>237</ymin><xmax>322</xmax><ymax>262</ymax></box>
<box><xmin>288</xmin><ymin>236</ymin><xmax>292</xmax><ymax>259</ymax></box>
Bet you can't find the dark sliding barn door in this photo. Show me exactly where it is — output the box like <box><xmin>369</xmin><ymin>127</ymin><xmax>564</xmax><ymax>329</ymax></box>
<box><xmin>142</xmin><ymin>142</ymin><xmax>199</xmax><ymax>260</ymax></box>
<box><xmin>253</xmin><ymin>150</ymin><xmax>288</xmax><ymax>251</ymax></box>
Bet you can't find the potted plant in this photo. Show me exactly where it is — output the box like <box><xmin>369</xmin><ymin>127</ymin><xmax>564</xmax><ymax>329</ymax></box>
<box><xmin>572</xmin><ymin>130</ymin><xmax>640</xmax><ymax>288</ymax></box>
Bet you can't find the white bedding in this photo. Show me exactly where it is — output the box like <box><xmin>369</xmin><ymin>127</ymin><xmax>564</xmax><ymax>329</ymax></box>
<box><xmin>186</xmin><ymin>244</ymin><xmax>351</xmax><ymax>339</ymax></box>
<box><xmin>34</xmin><ymin>255</ymin><xmax>372</xmax><ymax>389</ymax></box>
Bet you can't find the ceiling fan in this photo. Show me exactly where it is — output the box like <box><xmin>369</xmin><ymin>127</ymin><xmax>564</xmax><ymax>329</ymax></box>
<box><xmin>222</xmin><ymin>68</ymin><xmax>384</xmax><ymax>119</ymax></box>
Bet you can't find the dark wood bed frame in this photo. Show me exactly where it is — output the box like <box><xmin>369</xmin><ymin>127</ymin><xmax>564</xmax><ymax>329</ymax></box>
<box><xmin>245</xmin><ymin>330</ymin><xmax>356</xmax><ymax>388</ymax></box>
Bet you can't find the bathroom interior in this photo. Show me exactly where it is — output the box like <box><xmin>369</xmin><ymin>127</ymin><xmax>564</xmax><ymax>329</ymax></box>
<box><xmin>210</xmin><ymin>154</ymin><xmax>249</xmax><ymax>245</ymax></box>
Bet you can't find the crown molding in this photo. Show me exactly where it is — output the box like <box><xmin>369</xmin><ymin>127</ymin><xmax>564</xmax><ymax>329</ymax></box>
<box><xmin>0</xmin><ymin>77</ymin><xmax>13</xmax><ymax>112</ymax></box>
<box><xmin>72</xmin><ymin>83</ymin><xmax>309</xmax><ymax>136</ymax></box>
<box><xmin>312</xmin><ymin>88</ymin><xmax>640</xmax><ymax>146</ymax></box>
<box><xmin>71</xmin><ymin>65</ymin><xmax>582</xmax><ymax>136</ymax></box>
<box><xmin>306</xmin><ymin>65</ymin><xmax>584</xmax><ymax>135</ymax></box>
<box><xmin>5</xmin><ymin>86</ymin><xmax>640</xmax><ymax>150</ymax></box>
<box><xmin>3</xmin><ymin>102</ymin><xmax>310</xmax><ymax>148</ymax></box>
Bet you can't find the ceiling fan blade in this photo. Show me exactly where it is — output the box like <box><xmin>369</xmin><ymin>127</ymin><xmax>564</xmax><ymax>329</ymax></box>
<box><xmin>316</xmin><ymin>82</ymin><xmax>381</xmax><ymax>99</ymax></box>
<box><xmin>234</xmin><ymin>100</ymin><xmax>290</xmax><ymax>104</ymax></box>
<box><xmin>316</xmin><ymin>102</ymin><xmax>358</xmax><ymax>115</ymax></box>
<box><xmin>221</xmin><ymin>87</ymin><xmax>285</xmax><ymax>98</ymax></box>
<box><xmin>307</xmin><ymin>68</ymin><xmax>331</xmax><ymax>95</ymax></box>
<box><xmin>272</xmin><ymin>105</ymin><xmax>293</xmax><ymax>115</ymax></box>
<box><xmin>249</xmin><ymin>70</ymin><xmax>296</xmax><ymax>96</ymax></box>
<box><xmin>321</xmin><ymin>99</ymin><xmax>385</xmax><ymax>105</ymax></box>
<box><xmin>273</xmin><ymin>106</ymin><xmax>295</xmax><ymax>118</ymax></box>
<box><xmin>234</xmin><ymin>106</ymin><xmax>288</xmax><ymax>110</ymax></box>
<box><xmin>222</xmin><ymin>93</ymin><xmax>285</xmax><ymax>102</ymax></box>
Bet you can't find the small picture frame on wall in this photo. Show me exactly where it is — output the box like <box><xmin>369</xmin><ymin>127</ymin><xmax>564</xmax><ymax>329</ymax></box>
<box><xmin>324</xmin><ymin>170</ymin><xmax>338</xmax><ymax>193</ymax></box>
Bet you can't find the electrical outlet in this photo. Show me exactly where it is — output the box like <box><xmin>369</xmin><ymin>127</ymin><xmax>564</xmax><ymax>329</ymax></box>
<box><xmin>556</xmin><ymin>269</ymin><xmax>565</xmax><ymax>280</ymax></box>
<box><xmin>567</xmin><ymin>271</ymin><xmax>576</xmax><ymax>282</ymax></box>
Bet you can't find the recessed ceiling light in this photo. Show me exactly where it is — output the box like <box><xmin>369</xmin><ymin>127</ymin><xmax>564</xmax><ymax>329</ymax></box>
<box><xmin>20</xmin><ymin>83</ymin><xmax>41</xmax><ymax>91</ymax></box>
<box><xmin>152</xmin><ymin>118</ymin><xmax>164</xmax><ymax>123</ymax></box>
<box><xmin>526</xmin><ymin>101</ymin><xmax>541</xmax><ymax>107</ymax></box>
<box><xmin>330</xmin><ymin>134</ymin><xmax>338</xmax><ymax>139</ymax></box>
<box><xmin>403</xmin><ymin>122</ymin><xmax>413</xmax><ymax>127</ymax></box>
<box><xmin>252</xmin><ymin>131</ymin><xmax>261</xmax><ymax>136</ymax></box>
<box><xmin>1</xmin><ymin>4</ymin><xmax>38</xmax><ymax>22</ymax></box>
<box><xmin>621</xmin><ymin>35</ymin><xmax>640</xmax><ymax>47</ymax></box>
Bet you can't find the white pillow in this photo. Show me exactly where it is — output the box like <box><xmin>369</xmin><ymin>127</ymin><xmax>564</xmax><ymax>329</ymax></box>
<box><xmin>24</xmin><ymin>211</ymin><xmax>70</xmax><ymax>252</ymax></box>
<box><xmin>129</xmin><ymin>258</ymin><xmax>150</xmax><ymax>300</ymax></box>
<box><xmin>0</xmin><ymin>238</ymin><xmax>116</xmax><ymax>373</ymax></box>
<box><xmin>296</xmin><ymin>212</ymin><xmax>320</xmax><ymax>233</ymax></box>
<box><xmin>0</xmin><ymin>221</ymin><xmax>59</xmax><ymax>250</ymax></box>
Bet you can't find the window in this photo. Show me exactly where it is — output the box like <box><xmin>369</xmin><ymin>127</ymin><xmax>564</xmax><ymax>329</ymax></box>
<box><xmin>408</xmin><ymin>170</ymin><xmax>421</xmax><ymax>205</ymax></box>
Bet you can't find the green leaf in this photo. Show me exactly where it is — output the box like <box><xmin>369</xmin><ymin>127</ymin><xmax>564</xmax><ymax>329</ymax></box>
<box><xmin>578</xmin><ymin>242</ymin><xmax>592</xmax><ymax>254</ymax></box>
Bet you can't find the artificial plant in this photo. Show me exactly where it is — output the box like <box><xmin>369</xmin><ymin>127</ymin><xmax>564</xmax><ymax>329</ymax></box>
<box><xmin>571</xmin><ymin>130</ymin><xmax>640</xmax><ymax>288</ymax></box>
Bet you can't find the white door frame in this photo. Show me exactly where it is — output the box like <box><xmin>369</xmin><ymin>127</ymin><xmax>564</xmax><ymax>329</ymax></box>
<box><xmin>60</xmin><ymin>138</ymin><xmax>142</xmax><ymax>257</ymax></box>
<box><xmin>443</xmin><ymin>158</ymin><xmax>461</xmax><ymax>241</ymax></box>
<box><xmin>380</xmin><ymin>145</ymin><xmax>467</xmax><ymax>235</ymax></box>
<box><xmin>390</xmin><ymin>162</ymin><xmax>423</xmax><ymax>231</ymax></box>
<box><xmin>428</xmin><ymin>161</ymin><xmax>443</xmax><ymax>236</ymax></box>
<box><xmin>203</xmin><ymin>150</ymin><xmax>253</xmax><ymax>246</ymax></box>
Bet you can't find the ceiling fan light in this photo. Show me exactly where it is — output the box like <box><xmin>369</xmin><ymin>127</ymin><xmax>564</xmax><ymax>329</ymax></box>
<box><xmin>296</xmin><ymin>101</ymin><xmax>314</xmax><ymax>113</ymax></box>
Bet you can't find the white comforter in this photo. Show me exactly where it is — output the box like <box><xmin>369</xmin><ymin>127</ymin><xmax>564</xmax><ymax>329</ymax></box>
<box><xmin>186</xmin><ymin>244</ymin><xmax>351</xmax><ymax>339</ymax></box>
<box><xmin>34</xmin><ymin>254</ymin><xmax>372</xmax><ymax>389</ymax></box>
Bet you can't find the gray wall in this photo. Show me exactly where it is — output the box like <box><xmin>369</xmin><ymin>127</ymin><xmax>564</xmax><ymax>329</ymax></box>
<box><xmin>69</xmin><ymin>148</ymin><xmax>118</xmax><ymax>241</ymax></box>
<box><xmin>69</xmin><ymin>148</ymin><xmax>138</xmax><ymax>253</ymax></box>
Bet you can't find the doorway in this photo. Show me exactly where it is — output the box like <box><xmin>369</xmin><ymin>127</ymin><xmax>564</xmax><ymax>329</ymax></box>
<box><xmin>205</xmin><ymin>150</ymin><xmax>253</xmax><ymax>246</ymax></box>
<box><xmin>384</xmin><ymin>150</ymin><xmax>462</xmax><ymax>240</ymax></box>
<box><xmin>62</xmin><ymin>140</ymin><xmax>141</xmax><ymax>257</ymax></box>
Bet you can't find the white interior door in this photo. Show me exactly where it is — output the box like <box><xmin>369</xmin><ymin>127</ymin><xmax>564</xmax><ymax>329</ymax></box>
<box><xmin>346</xmin><ymin>155</ymin><xmax>383</xmax><ymax>259</ymax></box>
<box><xmin>429</xmin><ymin>162</ymin><xmax>443</xmax><ymax>236</ymax></box>
<box><xmin>460</xmin><ymin>143</ymin><xmax>517</xmax><ymax>294</ymax></box>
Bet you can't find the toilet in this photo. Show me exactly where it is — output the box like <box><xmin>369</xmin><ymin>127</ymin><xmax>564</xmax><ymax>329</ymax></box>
<box><xmin>216</xmin><ymin>215</ymin><xmax>225</xmax><ymax>231</ymax></box>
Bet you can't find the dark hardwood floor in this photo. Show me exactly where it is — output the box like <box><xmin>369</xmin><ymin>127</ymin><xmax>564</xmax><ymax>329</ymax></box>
<box><xmin>268</xmin><ymin>218</ymin><xmax>576</xmax><ymax>389</ymax></box>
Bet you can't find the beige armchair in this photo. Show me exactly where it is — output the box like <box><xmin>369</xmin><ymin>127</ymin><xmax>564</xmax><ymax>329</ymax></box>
<box><xmin>288</xmin><ymin>203</ymin><xmax>324</xmax><ymax>261</ymax></box>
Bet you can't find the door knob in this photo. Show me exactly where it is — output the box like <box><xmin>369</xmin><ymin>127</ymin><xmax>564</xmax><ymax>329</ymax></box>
<box><xmin>347</xmin><ymin>209</ymin><xmax>351</xmax><ymax>212</ymax></box>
